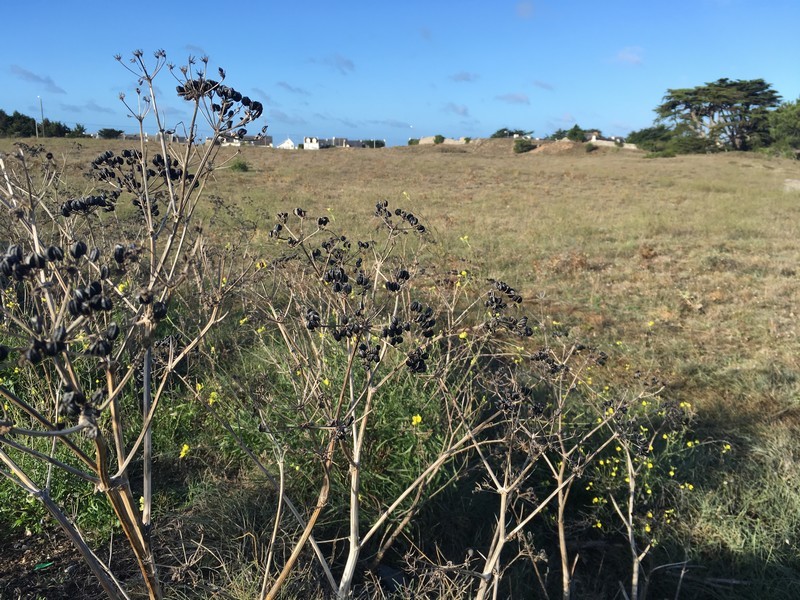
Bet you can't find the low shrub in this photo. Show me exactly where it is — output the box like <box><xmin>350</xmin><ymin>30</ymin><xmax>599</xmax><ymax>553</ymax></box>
<box><xmin>229</xmin><ymin>157</ymin><xmax>250</xmax><ymax>172</ymax></box>
<box><xmin>513</xmin><ymin>138</ymin><xmax>538</xmax><ymax>153</ymax></box>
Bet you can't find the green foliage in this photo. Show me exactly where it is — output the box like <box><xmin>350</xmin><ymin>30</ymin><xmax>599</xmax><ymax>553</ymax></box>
<box><xmin>408</xmin><ymin>138</ymin><xmax>420</xmax><ymax>145</ymax></box>
<box><xmin>97</xmin><ymin>127</ymin><xmax>123</xmax><ymax>139</ymax></box>
<box><xmin>0</xmin><ymin>109</ymin><xmax>36</xmax><ymax>137</ymax></box>
<box><xmin>0</xmin><ymin>109</ymin><xmax>75</xmax><ymax>137</ymax></box>
<box><xmin>566</xmin><ymin>124</ymin><xmax>587</xmax><ymax>142</ymax></box>
<box><xmin>229</xmin><ymin>157</ymin><xmax>250</xmax><ymax>172</ymax></box>
<box><xmin>362</xmin><ymin>139</ymin><xmax>386</xmax><ymax>148</ymax></box>
<box><xmin>656</xmin><ymin>78</ymin><xmax>781</xmax><ymax>150</ymax></box>
<box><xmin>433</xmin><ymin>134</ymin><xmax>445</xmax><ymax>144</ymax></box>
<box><xmin>626</xmin><ymin>124</ymin><xmax>674</xmax><ymax>151</ymax></box>
<box><xmin>769</xmin><ymin>99</ymin><xmax>800</xmax><ymax>154</ymax></box>
<box><xmin>513</xmin><ymin>138</ymin><xmax>538</xmax><ymax>153</ymax></box>
<box><xmin>66</xmin><ymin>123</ymin><xmax>89</xmax><ymax>138</ymax></box>
<box><xmin>585</xmin><ymin>142</ymin><xmax>598</xmax><ymax>153</ymax></box>
<box><xmin>41</xmin><ymin>118</ymin><xmax>70</xmax><ymax>137</ymax></box>
<box><xmin>491</xmin><ymin>127</ymin><xmax>531</xmax><ymax>138</ymax></box>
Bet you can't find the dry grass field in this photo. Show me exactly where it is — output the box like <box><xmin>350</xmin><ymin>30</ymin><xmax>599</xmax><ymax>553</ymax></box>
<box><xmin>4</xmin><ymin>136</ymin><xmax>800</xmax><ymax>596</ymax></box>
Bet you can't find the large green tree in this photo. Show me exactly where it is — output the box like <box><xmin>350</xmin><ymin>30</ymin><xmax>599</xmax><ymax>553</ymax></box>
<box><xmin>656</xmin><ymin>78</ymin><xmax>780</xmax><ymax>150</ymax></box>
<box><xmin>769</xmin><ymin>99</ymin><xmax>800</xmax><ymax>153</ymax></box>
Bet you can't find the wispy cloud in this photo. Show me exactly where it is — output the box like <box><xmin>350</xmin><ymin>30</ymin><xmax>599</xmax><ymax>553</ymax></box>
<box><xmin>312</xmin><ymin>53</ymin><xmax>355</xmax><ymax>75</ymax></box>
<box><xmin>86</xmin><ymin>100</ymin><xmax>115</xmax><ymax>114</ymax></box>
<box><xmin>314</xmin><ymin>112</ymin><xmax>358</xmax><ymax>129</ymax></box>
<box><xmin>370</xmin><ymin>118</ymin><xmax>414</xmax><ymax>129</ymax></box>
<box><xmin>615</xmin><ymin>46</ymin><xmax>644</xmax><ymax>65</ymax></box>
<box><xmin>496</xmin><ymin>93</ymin><xmax>530</xmax><ymax>105</ymax></box>
<box><xmin>60</xmin><ymin>100</ymin><xmax>114</xmax><ymax>114</ymax></box>
<box><xmin>450</xmin><ymin>71</ymin><xmax>479</xmax><ymax>83</ymax></box>
<box><xmin>253</xmin><ymin>87</ymin><xmax>279</xmax><ymax>106</ymax></box>
<box><xmin>444</xmin><ymin>103</ymin><xmax>470</xmax><ymax>117</ymax></box>
<box><xmin>277</xmin><ymin>81</ymin><xmax>310</xmax><ymax>95</ymax></box>
<box><xmin>10</xmin><ymin>65</ymin><xmax>66</xmax><ymax>94</ymax></box>
<box><xmin>533</xmin><ymin>80</ymin><xmax>554</xmax><ymax>91</ymax></box>
<box><xmin>516</xmin><ymin>1</ymin><xmax>534</xmax><ymax>19</ymax></box>
<box><xmin>548</xmin><ymin>113</ymin><xmax>576</xmax><ymax>128</ymax></box>
<box><xmin>269</xmin><ymin>109</ymin><xmax>306</xmax><ymax>126</ymax></box>
<box><xmin>184</xmin><ymin>44</ymin><xmax>207</xmax><ymax>57</ymax></box>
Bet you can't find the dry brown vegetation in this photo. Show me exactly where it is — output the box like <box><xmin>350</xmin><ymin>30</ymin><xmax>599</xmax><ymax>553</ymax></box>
<box><xmin>4</xmin><ymin>135</ymin><xmax>800</xmax><ymax>597</ymax></box>
<box><xmin>15</xmin><ymin>136</ymin><xmax>800</xmax><ymax>421</ymax></box>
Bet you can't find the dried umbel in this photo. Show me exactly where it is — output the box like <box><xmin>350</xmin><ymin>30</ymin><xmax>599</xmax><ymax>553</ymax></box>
<box><xmin>0</xmin><ymin>50</ymin><xmax>265</xmax><ymax>600</ymax></box>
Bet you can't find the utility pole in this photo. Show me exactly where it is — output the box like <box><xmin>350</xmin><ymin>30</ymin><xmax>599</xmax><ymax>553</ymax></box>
<box><xmin>35</xmin><ymin>96</ymin><xmax>40</xmax><ymax>139</ymax></box>
<box><xmin>38</xmin><ymin>96</ymin><xmax>45</xmax><ymax>137</ymax></box>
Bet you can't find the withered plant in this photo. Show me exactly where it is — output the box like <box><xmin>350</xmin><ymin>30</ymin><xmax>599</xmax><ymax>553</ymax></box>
<box><xmin>0</xmin><ymin>50</ymin><xmax>263</xmax><ymax>600</ymax></box>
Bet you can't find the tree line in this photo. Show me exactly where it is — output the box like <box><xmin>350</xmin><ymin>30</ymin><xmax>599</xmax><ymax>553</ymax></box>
<box><xmin>0</xmin><ymin>109</ymin><xmax>130</xmax><ymax>139</ymax></box>
<box><xmin>627</xmin><ymin>78</ymin><xmax>800</xmax><ymax>156</ymax></box>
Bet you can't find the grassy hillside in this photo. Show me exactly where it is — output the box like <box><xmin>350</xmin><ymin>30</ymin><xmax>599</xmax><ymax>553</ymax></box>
<box><xmin>3</xmin><ymin>136</ymin><xmax>800</xmax><ymax>598</ymax></box>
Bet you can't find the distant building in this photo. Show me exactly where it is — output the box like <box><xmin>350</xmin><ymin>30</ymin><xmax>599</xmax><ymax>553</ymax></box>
<box><xmin>303</xmin><ymin>136</ymin><xmax>320</xmax><ymax>150</ymax></box>
<box><xmin>276</xmin><ymin>137</ymin><xmax>296</xmax><ymax>150</ymax></box>
<box><xmin>241</xmin><ymin>134</ymin><xmax>273</xmax><ymax>147</ymax></box>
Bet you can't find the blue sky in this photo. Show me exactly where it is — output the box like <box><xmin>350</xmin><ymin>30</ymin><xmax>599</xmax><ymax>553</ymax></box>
<box><xmin>2</xmin><ymin>0</ymin><xmax>798</xmax><ymax>146</ymax></box>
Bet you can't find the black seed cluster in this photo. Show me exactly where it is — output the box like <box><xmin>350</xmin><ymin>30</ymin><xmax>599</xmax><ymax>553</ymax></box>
<box><xmin>305</xmin><ymin>307</ymin><xmax>321</xmax><ymax>330</ymax></box>
<box><xmin>385</xmin><ymin>268</ymin><xmax>410</xmax><ymax>292</ymax></box>
<box><xmin>59</xmin><ymin>389</ymin><xmax>86</xmax><ymax>418</ymax></box>
<box><xmin>357</xmin><ymin>343</ymin><xmax>380</xmax><ymax>367</ymax></box>
<box><xmin>531</xmin><ymin>348</ymin><xmax>568</xmax><ymax>374</ymax></box>
<box><xmin>393</xmin><ymin>208</ymin><xmax>426</xmax><ymax>233</ymax></box>
<box><xmin>152</xmin><ymin>301</ymin><xmax>168</xmax><ymax>320</ymax></box>
<box><xmin>67</xmin><ymin>279</ymin><xmax>113</xmax><ymax>317</ymax></box>
<box><xmin>406</xmin><ymin>347</ymin><xmax>429</xmax><ymax>373</ymax></box>
<box><xmin>331</xmin><ymin>314</ymin><xmax>366</xmax><ymax>341</ymax></box>
<box><xmin>410</xmin><ymin>301</ymin><xmax>436</xmax><ymax>338</ymax></box>
<box><xmin>374</xmin><ymin>200</ymin><xmax>427</xmax><ymax>234</ymax></box>
<box><xmin>176</xmin><ymin>77</ymin><xmax>263</xmax><ymax>139</ymax></box>
<box><xmin>488</xmin><ymin>315</ymin><xmax>534</xmax><ymax>338</ymax></box>
<box><xmin>485</xmin><ymin>280</ymin><xmax>523</xmax><ymax>312</ymax></box>
<box><xmin>323</xmin><ymin>267</ymin><xmax>352</xmax><ymax>294</ymax></box>
<box><xmin>1</xmin><ymin>244</ymin><xmax>48</xmax><ymax>280</ymax></box>
<box><xmin>60</xmin><ymin>195</ymin><xmax>115</xmax><ymax>217</ymax></box>
<box><xmin>381</xmin><ymin>315</ymin><xmax>410</xmax><ymax>346</ymax></box>
<box><xmin>497</xmin><ymin>386</ymin><xmax>532</xmax><ymax>412</ymax></box>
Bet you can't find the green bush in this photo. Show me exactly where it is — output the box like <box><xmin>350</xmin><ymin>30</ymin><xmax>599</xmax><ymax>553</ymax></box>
<box><xmin>434</xmin><ymin>134</ymin><xmax>445</xmax><ymax>144</ymax></box>
<box><xmin>408</xmin><ymin>138</ymin><xmax>420</xmax><ymax>145</ymax></box>
<box><xmin>513</xmin><ymin>138</ymin><xmax>538</xmax><ymax>153</ymax></box>
<box><xmin>229</xmin><ymin>157</ymin><xmax>250</xmax><ymax>172</ymax></box>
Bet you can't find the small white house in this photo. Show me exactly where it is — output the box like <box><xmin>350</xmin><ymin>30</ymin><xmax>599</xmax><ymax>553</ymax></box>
<box><xmin>277</xmin><ymin>137</ymin><xmax>296</xmax><ymax>150</ymax></box>
<box><xmin>303</xmin><ymin>136</ymin><xmax>320</xmax><ymax>150</ymax></box>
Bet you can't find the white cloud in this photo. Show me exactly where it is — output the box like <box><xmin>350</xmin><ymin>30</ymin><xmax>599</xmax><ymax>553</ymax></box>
<box><xmin>450</xmin><ymin>71</ymin><xmax>479</xmax><ymax>83</ymax></box>
<box><xmin>444</xmin><ymin>103</ymin><xmax>470</xmax><ymax>117</ymax></box>
<box><xmin>615</xmin><ymin>46</ymin><xmax>644</xmax><ymax>66</ymax></box>
<box><xmin>496</xmin><ymin>93</ymin><xmax>530</xmax><ymax>105</ymax></box>
<box><xmin>10</xmin><ymin>65</ymin><xmax>66</xmax><ymax>94</ymax></box>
